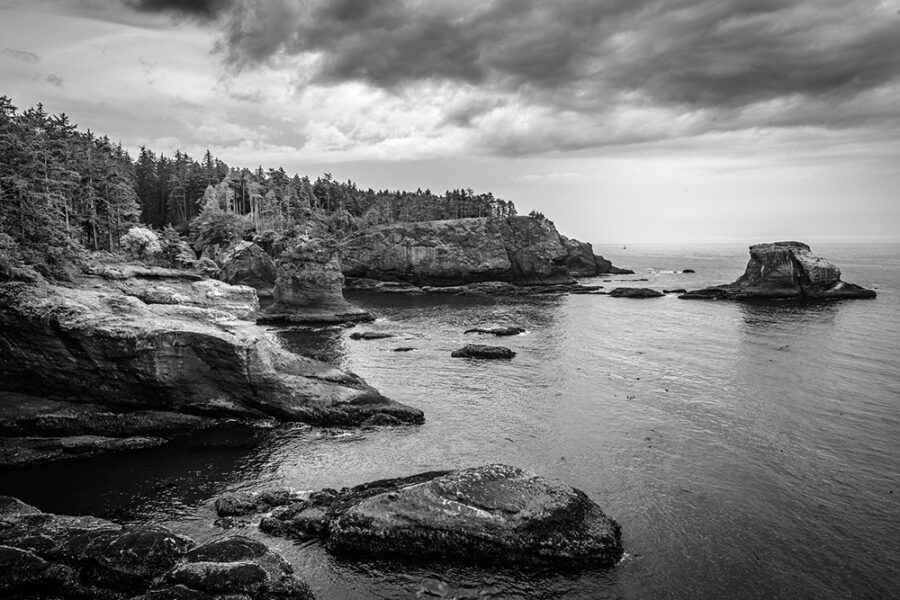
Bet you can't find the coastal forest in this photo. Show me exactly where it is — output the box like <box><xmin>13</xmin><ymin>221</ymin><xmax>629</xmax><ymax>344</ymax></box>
<box><xmin>0</xmin><ymin>97</ymin><xmax>517</xmax><ymax>279</ymax></box>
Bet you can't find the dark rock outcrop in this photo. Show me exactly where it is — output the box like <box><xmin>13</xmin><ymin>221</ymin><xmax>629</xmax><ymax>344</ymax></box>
<box><xmin>349</xmin><ymin>331</ymin><xmax>393</xmax><ymax>340</ymax></box>
<box><xmin>451</xmin><ymin>345</ymin><xmax>516</xmax><ymax>359</ymax></box>
<box><xmin>0</xmin><ymin>279</ymin><xmax>423</xmax><ymax>445</ymax></box>
<box><xmin>257</xmin><ymin>465</ymin><xmax>623</xmax><ymax>566</ymax></box>
<box><xmin>463</xmin><ymin>326</ymin><xmax>525</xmax><ymax>336</ymax></box>
<box><xmin>215</xmin><ymin>489</ymin><xmax>307</xmax><ymax>518</ymax></box>
<box><xmin>0</xmin><ymin>497</ymin><xmax>313</xmax><ymax>600</ymax></box>
<box><xmin>261</xmin><ymin>240</ymin><xmax>372</xmax><ymax>324</ymax></box>
<box><xmin>681</xmin><ymin>242</ymin><xmax>876</xmax><ymax>300</ymax></box>
<box><xmin>218</xmin><ymin>241</ymin><xmax>278</xmax><ymax>296</ymax></box>
<box><xmin>663</xmin><ymin>289</ymin><xmax>687</xmax><ymax>294</ymax></box>
<box><xmin>497</xmin><ymin>216</ymin><xmax>574</xmax><ymax>285</ymax></box>
<box><xmin>560</xmin><ymin>236</ymin><xmax>632</xmax><ymax>276</ymax></box>
<box><xmin>608</xmin><ymin>287</ymin><xmax>664</xmax><ymax>298</ymax></box>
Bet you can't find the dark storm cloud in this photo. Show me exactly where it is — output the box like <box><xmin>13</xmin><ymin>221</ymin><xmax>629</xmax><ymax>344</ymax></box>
<box><xmin>123</xmin><ymin>0</ymin><xmax>234</xmax><ymax>20</ymax></box>
<box><xmin>211</xmin><ymin>0</ymin><xmax>900</xmax><ymax>109</ymax></box>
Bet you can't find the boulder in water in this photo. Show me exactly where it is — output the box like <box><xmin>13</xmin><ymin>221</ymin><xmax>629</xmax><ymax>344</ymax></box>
<box><xmin>451</xmin><ymin>344</ymin><xmax>516</xmax><ymax>359</ymax></box>
<box><xmin>258</xmin><ymin>465</ymin><xmax>623</xmax><ymax>566</ymax></box>
<box><xmin>609</xmin><ymin>287</ymin><xmax>664</xmax><ymax>298</ymax></box>
<box><xmin>463</xmin><ymin>326</ymin><xmax>525</xmax><ymax>336</ymax></box>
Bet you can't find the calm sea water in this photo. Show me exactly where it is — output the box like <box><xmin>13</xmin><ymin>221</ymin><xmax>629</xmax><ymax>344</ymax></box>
<box><xmin>3</xmin><ymin>243</ymin><xmax>899</xmax><ymax>599</ymax></box>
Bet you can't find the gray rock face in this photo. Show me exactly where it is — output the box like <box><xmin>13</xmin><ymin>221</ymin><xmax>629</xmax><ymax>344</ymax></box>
<box><xmin>262</xmin><ymin>239</ymin><xmax>372</xmax><ymax>324</ymax></box>
<box><xmin>218</xmin><ymin>241</ymin><xmax>277</xmax><ymax>296</ymax></box>
<box><xmin>0</xmin><ymin>497</ymin><xmax>314</xmax><ymax>600</ymax></box>
<box><xmin>340</xmin><ymin>216</ymin><xmax>578</xmax><ymax>286</ymax></box>
<box><xmin>341</xmin><ymin>218</ymin><xmax>512</xmax><ymax>286</ymax></box>
<box><xmin>116</xmin><ymin>277</ymin><xmax>259</xmax><ymax>320</ymax></box>
<box><xmin>257</xmin><ymin>465</ymin><xmax>623</xmax><ymax>566</ymax></box>
<box><xmin>681</xmin><ymin>242</ymin><xmax>876</xmax><ymax>300</ymax></box>
<box><xmin>0</xmin><ymin>280</ymin><xmax>423</xmax><ymax>430</ymax></box>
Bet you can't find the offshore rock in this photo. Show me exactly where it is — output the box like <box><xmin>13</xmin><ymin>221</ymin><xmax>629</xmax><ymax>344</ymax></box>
<box><xmin>348</xmin><ymin>331</ymin><xmax>393</xmax><ymax>340</ymax></box>
<box><xmin>0</xmin><ymin>497</ymin><xmax>313</xmax><ymax>600</ymax></box>
<box><xmin>0</xmin><ymin>280</ymin><xmax>423</xmax><ymax>435</ymax></box>
<box><xmin>218</xmin><ymin>241</ymin><xmax>278</xmax><ymax>297</ymax></box>
<box><xmin>258</xmin><ymin>465</ymin><xmax>623</xmax><ymax>566</ymax></box>
<box><xmin>261</xmin><ymin>239</ymin><xmax>373</xmax><ymax>324</ymax></box>
<box><xmin>451</xmin><ymin>344</ymin><xmax>516</xmax><ymax>359</ymax></box>
<box><xmin>681</xmin><ymin>242</ymin><xmax>876</xmax><ymax>300</ymax></box>
<box><xmin>609</xmin><ymin>287</ymin><xmax>664</xmax><ymax>298</ymax></box>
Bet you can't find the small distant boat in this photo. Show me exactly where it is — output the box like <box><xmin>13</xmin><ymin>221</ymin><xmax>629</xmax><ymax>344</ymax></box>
<box><xmin>622</xmin><ymin>244</ymin><xmax>627</xmax><ymax>250</ymax></box>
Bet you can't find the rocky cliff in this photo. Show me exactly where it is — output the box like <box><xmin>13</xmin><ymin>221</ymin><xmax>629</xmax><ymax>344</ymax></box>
<box><xmin>340</xmin><ymin>216</ymin><xmax>623</xmax><ymax>286</ymax></box>
<box><xmin>560</xmin><ymin>236</ymin><xmax>634</xmax><ymax>277</ymax></box>
<box><xmin>261</xmin><ymin>239</ymin><xmax>372</xmax><ymax>324</ymax></box>
<box><xmin>681</xmin><ymin>241</ymin><xmax>876</xmax><ymax>300</ymax></box>
<box><xmin>0</xmin><ymin>275</ymin><xmax>423</xmax><ymax>441</ymax></box>
<box><xmin>218</xmin><ymin>240</ymin><xmax>277</xmax><ymax>296</ymax></box>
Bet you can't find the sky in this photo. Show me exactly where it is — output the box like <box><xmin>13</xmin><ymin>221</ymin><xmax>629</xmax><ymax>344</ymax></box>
<box><xmin>1</xmin><ymin>0</ymin><xmax>899</xmax><ymax>244</ymax></box>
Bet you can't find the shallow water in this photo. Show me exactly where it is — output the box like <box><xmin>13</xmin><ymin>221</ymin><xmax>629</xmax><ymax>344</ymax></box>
<box><xmin>3</xmin><ymin>243</ymin><xmax>899</xmax><ymax>599</ymax></box>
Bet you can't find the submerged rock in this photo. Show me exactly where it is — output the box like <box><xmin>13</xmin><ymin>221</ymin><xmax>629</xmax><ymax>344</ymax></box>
<box><xmin>681</xmin><ymin>242</ymin><xmax>876</xmax><ymax>300</ymax></box>
<box><xmin>463</xmin><ymin>326</ymin><xmax>526</xmax><ymax>336</ymax></box>
<box><xmin>218</xmin><ymin>241</ymin><xmax>278</xmax><ymax>297</ymax></box>
<box><xmin>608</xmin><ymin>287</ymin><xmax>664</xmax><ymax>298</ymax></box>
<box><xmin>215</xmin><ymin>489</ymin><xmax>307</xmax><ymax>517</ymax></box>
<box><xmin>258</xmin><ymin>465</ymin><xmax>623</xmax><ymax>566</ymax></box>
<box><xmin>0</xmin><ymin>280</ymin><xmax>423</xmax><ymax>445</ymax></box>
<box><xmin>451</xmin><ymin>344</ymin><xmax>516</xmax><ymax>359</ymax></box>
<box><xmin>0</xmin><ymin>497</ymin><xmax>313</xmax><ymax>600</ymax></box>
<box><xmin>261</xmin><ymin>239</ymin><xmax>373</xmax><ymax>324</ymax></box>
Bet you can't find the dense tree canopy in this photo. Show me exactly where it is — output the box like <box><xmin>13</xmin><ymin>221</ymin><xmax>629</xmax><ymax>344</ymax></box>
<box><xmin>0</xmin><ymin>96</ymin><xmax>517</xmax><ymax>277</ymax></box>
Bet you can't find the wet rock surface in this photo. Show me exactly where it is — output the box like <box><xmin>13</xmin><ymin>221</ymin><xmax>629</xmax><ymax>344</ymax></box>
<box><xmin>463</xmin><ymin>326</ymin><xmax>526</xmax><ymax>336</ymax></box>
<box><xmin>255</xmin><ymin>465</ymin><xmax>623</xmax><ymax>566</ymax></box>
<box><xmin>451</xmin><ymin>345</ymin><xmax>516</xmax><ymax>359</ymax></box>
<box><xmin>0</xmin><ymin>497</ymin><xmax>314</xmax><ymax>600</ymax></box>
<box><xmin>681</xmin><ymin>242</ymin><xmax>876</xmax><ymax>300</ymax></box>
<box><xmin>608</xmin><ymin>287</ymin><xmax>664</xmax><ymax>298</ymax></box>
<box><xmin>348</xmin><ymin>331</ymin><xmax>393</xmax><ymax>340</ymax></box>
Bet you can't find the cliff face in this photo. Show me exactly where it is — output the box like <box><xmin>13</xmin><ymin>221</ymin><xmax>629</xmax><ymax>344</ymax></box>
<box><xmin>340</xmin><ymin>217</ymin><xmax>580</xmax><ymax>286</ymax></box>
<box><xmin>0</xmin><ymin>279</ymin><xmax>422</xmax><ymax>426</ymax></box>
<box><xmin>682</xmin><ymin>241</ymin><xmax>876</xmax><ymax>300</ymax></box>
<box><xmin>560</xmin><ymin>236</ymin><xmax>633</xmax><ymax>276</ymax></box>
<box><xmin>218</xmin><ymin>240</ymin><xmax>277</xmax><ymax>295</ymax></box>
<box><xmin>340</xmin><ymin>218</ymin><xmax>511</xmax><ymax>286</ymax></box>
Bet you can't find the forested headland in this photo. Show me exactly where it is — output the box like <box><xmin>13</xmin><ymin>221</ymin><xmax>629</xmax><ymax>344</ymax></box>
<box><xmin>0</xmin><ymin>96</ymin><xmax>517</xmax><ymax>280</ymax></box>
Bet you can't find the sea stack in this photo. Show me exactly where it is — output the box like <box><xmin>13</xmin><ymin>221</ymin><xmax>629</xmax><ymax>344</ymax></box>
<box><xmin>261</xmin><ymin>238</ymin><xmax>373</xmax><ymax>324</ymax></box>
<box><xmin>681</xmin><ymin>241</ymin><xmax>876</xmax><ymax>300</ymax></box>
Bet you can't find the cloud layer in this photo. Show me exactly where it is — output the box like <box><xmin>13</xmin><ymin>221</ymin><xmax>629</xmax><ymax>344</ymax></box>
<box><xmin>118</xmin><ymin>0</ymin><xmax>900</xmax><ymax>155</ymax></box>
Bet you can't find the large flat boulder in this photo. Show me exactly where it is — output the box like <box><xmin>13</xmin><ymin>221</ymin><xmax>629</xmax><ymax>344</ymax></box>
<box><xmin>258</xmin><ymin>465</ymin><xmax>623</xmax><ymax>566</ymax></box>
<box><xmin>0</xmin><ymin>281</ymin><xmax>423</xmax><ymax>430</ymax></box>
<box><xmin>681</xmin><ymin>242</ymin><xmax>876</xmax><ymax>300</ymax></box>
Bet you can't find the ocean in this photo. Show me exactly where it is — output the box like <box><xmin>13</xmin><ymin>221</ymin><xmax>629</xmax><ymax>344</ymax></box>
<box><xmin>3</xmin><ymin>242</ymin><xmax>899</xmax><ymax>599</ymax></box>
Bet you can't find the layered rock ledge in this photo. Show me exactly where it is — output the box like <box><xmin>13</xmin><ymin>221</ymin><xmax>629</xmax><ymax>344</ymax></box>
<box><xmin>249</xmin><ymin>465</ymin><xmax>622</xmax><ymax>566</ymax></box>
<box><xmin>0</xmin><ymin>272</ymin><xmax>422</xmax><ymax>464</ymax></box>
<box><xmin>681</xmin><ymin>242</ymin><xmax>876</xmax><ymax>300</ymax></box>
<box><xmin>0</xmin><ymin>496</ymin><xmax>313</xmax><ymax>600</ymax></box>
<box><xmin>340</xmin><ymin>217</ymin><xmax>630</xmax><ymax>287</ymax></box>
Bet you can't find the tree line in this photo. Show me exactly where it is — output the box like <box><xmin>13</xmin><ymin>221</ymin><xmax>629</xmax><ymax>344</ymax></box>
<box><xmin>0</xmin><ymin>97</ymin><xmax>517</xmax><ymax>277</ymax></box>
